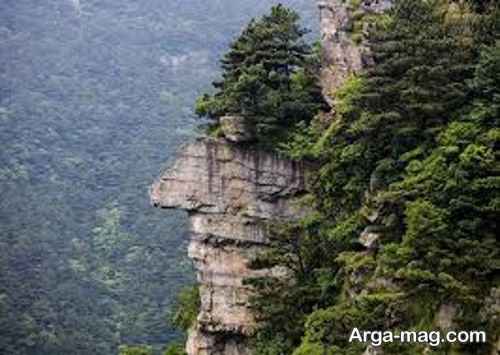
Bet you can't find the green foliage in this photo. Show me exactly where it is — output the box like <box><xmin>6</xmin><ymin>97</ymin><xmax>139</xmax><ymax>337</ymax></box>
<box><xmin>163</xmin><ymin>342</ymin><xmax>187</xmax><ymax>355</ymax></box>
<box><xmin>119</xmin><ymin>345</ymin><xmax>154</xmax><ymax>355</ymax></box>
<box><xmin>170</xmin><ymin>285</ymin><xmax>200</xmax><ymax>332</ymax></box>
<box><xmin>469</xmin><ymin>41</ymin><xmax>500</xmax><ymax>127</ymax></box>
<box><xmin>246</xmin><ymin>217</ymin><xmax>342</xmax><ymax>354</ymax></box>
<box><xmin>294</xmin><ymin>294</ymin><xmax>391</xmax><ymax>355</ymax></box>
<box><xmin>195</xmin><ymin>5</ymin><xmax>326</xmax><ymax>148</ymax></box>
<box><xmin>248</xmin><ymin>1</ymin><xmax>500</xmax><ymax>354</ymax></box>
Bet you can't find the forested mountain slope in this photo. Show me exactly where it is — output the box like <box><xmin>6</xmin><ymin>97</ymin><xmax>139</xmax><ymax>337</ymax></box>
<box><xmin>0</xmin><ymin>1</ymin><xmax>317</xmax><ymax>354</ymax></box>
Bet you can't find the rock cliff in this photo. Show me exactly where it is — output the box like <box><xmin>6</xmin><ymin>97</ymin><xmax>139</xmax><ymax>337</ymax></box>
<box><xmin>319</xmin><ymin>0</ymin><xmax>392</xmax><ymax>105</ymax></box>
<box><xmin>151</xmin><ymin>138</ymin><xmax>308</xmax><ymax>355</ymax></box>
<box><xmin>151</xmin><ymin>1</ymin><xmax>395</xmax><ymax>354</ymax></box>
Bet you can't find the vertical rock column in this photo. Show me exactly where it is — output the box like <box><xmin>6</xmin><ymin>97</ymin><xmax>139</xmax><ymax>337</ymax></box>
<box><xmin>318</xmin><ymin>0</ymin><xmax>393</xmax><ymax>105</ymax></box>
<box><xmin>150</xmin><ymin>138</ymin><xmax>308</xmax><ymax>355</ymax></box>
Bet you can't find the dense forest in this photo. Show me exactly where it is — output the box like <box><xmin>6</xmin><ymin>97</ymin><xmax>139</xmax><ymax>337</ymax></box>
<box><xmin>0</xmin><ymin>1</ymin><xmax>317</xmax><ymax>354</ymax></box>
<box><xmin>189</xmin><ymin>0</ymin><xmax>500</xmax><ymax>354</ymax></box>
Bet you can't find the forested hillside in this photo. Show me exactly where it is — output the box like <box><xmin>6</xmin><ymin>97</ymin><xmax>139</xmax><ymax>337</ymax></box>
<box><xmin>0</xmin><ymin>1</ymin><xmax>316</xmax><ymax>354</ymax></box>
<box><xmin>245</xmin><ymin>1</ymin><xmax>500</xmax><ymax>354</ymax></box>
<box><xmin>190</xmin><ymin>0</ymin><xmax>500</xmax><ymax>354</ymax></box>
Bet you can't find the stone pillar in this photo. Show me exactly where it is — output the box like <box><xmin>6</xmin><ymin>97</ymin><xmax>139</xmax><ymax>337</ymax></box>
<box><xmin>151</xmin><ymin>138</ymin><xmax>308</xmax><ymax>355</ymax></box>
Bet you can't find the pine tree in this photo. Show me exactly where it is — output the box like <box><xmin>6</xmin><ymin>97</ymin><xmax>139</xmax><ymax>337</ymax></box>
<box><xmin>195</xmin><ymin>5</ymin><xmax>325</xmax><ymax>146</ymax></box>
<box><xmin>469</xmin><ymin>40</ymin><xmax>500</xmax><ymax>127</ymax></box>
<box><xmin>358</xmin><ymin>0</ymin><xmax>475</xmax><ymax>158</ymax></box>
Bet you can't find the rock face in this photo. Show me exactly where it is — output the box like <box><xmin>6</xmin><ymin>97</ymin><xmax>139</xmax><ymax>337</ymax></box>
<box><xmin>318</xmin><ymin>0</ymin><xmax>393</xmax><ymax>105</ymax></box>
<box><xmin>151</xmin><ymin>138</ymin><xmax>308</xmax><ymax>355</ymax></box>
<box><xmin>150</xmin><ymin>2</ymin><xmax>397</xmax><ymax>354</ymax></box>
<box><xmin>436</xmin><ymin>304</ymin><xmax>457</xmax><ymax>331</ymax></box>
<box><xmin>359</xmin><ymin>226</ymin><xmax>381</xmax><ymax>250</ymax></box>
<box><xmin>220</xmin><ymin>116</ymin><xmax>255</xmax><ymax>143</ymax></box>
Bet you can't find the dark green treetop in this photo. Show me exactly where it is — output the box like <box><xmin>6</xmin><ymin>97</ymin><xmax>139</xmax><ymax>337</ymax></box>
<box><xmin>195</xmin><ymin>4</ymin><xmax>326</xmax><ymax>147</ymax></box>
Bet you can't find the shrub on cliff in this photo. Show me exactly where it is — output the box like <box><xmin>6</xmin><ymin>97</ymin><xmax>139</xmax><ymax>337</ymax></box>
<box><xmin>195</xmin><ymin>4</ymin><xmax>326</xmax><ymax>148</ymax></box>
<box><xmin>163</xmin><ymin>342</ymin><xmax>186</xmax><ymax>355</ymax></box>
<box><xmin>169</xmin><ymin>285</ymin><xmax>200</xmax><ymax>332</ymax></box>
<box><xmin>161</xmin><ymin>286</ymin><xmax>197</xmax><ymax>355</ymax></box>
<box><xmin>118</xmin><ymin>345</ymin><xmax>153</xmax><ymax>355</ymax></box>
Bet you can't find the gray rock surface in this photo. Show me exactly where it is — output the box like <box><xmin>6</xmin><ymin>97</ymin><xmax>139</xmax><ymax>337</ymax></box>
<box><xmin>359</xmin><ymin>226</ymin><xmax>381</xmax><ymax>250</ymax></box>
<box><xmin>318</xmin><ymin>0</ymin><xmax>393</xmax><ymax>105</ymax></box>
<box><xmin>150</xmin><ymin>2</ymin><xmax>397</xmax><ymax>353</ymax></box>
<box><xmin>151</xmin><ymin>138</ymin><xmax>308</xmax><ymax>355</ymax></box>
<box><xmin>436</xmin><ymin>304</ymin><xmax>457</xmax><ymax>331</ymax></box>
<box><xmin>220</xmin><ymin>116</ymin><xmax>254</xmax><ymax>143</ymax></box>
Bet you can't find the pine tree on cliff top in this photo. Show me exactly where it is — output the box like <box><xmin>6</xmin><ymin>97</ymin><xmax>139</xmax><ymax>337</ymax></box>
<box><xmin>358</xmin><ymin>0</ymin><xmax>475</xmax><ymax>158</ymax></box>
<box><xmin>195</xmin><ymin>4</ymin><xmax>325</xmax><ymax>145</ymax></box>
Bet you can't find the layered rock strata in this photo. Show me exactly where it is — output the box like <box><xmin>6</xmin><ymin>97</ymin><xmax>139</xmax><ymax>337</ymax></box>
<box><xmin>150</xmin><ymin>2</ymin><xmax>397</xmax><ymax>354</ymax></box>
<box><xmin>150</xmin><ymin>138</ymin><xmax>308</xmax><ymax>355</ymax></box>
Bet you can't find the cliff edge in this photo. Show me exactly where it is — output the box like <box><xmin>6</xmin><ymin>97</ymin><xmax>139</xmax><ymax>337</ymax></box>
<box><xmin>319</xmin><ymin>0</ymin><xmax>392</xmax><ymax>105</ymax></box>
<box><xmin>151</xmin><ymin>1</ymin><xmax>395</xmax><ymax>353</ymax></box>
<box><xmin>151</xmin><ymin>138</ymin><xmax>308</xmax><ymax>355</ymax></box>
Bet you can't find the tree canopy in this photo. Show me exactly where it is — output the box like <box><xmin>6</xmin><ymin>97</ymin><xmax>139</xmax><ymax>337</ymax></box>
<box><xmin>195</xmin><ymin>4</ymin><xmax>326</xmax><ymax>147</ymax></box>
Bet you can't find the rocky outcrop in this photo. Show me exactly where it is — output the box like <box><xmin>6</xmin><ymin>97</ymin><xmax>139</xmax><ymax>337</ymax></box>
<box><xmin>436</xmin><ymin>304</ymin><xmax>457</xmax><ymax>331</ymax></box>
<box><xmin>150</xmin><ymin>3</ymin><xmax>397</xmax><ymax>354</ymax></box>
<box><xmin>151</xmin><ymin>138</ymin><xmax>308</xmax><ymax>355</ymax></box>
<box><xmin>318</xmin><ymin>0</ymin><xmax>393</xmax><ymax>105</ymax></box>
<box><xmin>359</xmin><ymin>226</ymin><xmax>381</xmax><ymax>250</ymax></box>
<box><xmin>220</xmin><ymin>116</ymin><xmax>255</xmax><ymax>143</ymax></box>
